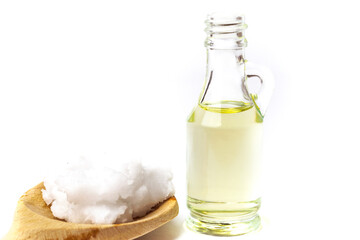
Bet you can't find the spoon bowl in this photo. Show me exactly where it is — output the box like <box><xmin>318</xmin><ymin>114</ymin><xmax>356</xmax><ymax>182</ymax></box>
<box><xmin>3</xmin><ymin>183</ymin><xmax>179</xmax><ymax>240</ymax></box>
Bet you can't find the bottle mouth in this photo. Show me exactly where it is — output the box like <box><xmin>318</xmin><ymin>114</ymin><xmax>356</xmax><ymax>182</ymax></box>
<box><xmin>205</xmin><ymin>12</ymin><xmax>248</xmax><ymax>49</ymax></box>
<box><xmin>205</xmin><ymin>12</ymin><xmax>247</xmax><ymax>34</ymax></box>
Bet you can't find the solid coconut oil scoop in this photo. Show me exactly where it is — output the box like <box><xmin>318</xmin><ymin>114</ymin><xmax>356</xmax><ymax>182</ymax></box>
<box><xmin>3</xmin><ymin>159</ymin><xmax>179</xmax><ymax>240</ymax></box>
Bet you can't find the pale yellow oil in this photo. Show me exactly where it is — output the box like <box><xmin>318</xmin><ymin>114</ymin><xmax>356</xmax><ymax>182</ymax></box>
<box><xmin>186</xmin><ymin>100</ymin><xmax>263</xmax><ymax>235</ymax></box>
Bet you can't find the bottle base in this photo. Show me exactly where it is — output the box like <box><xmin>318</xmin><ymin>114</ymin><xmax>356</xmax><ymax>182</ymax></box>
<box><xmin>186</xmin><ymin>196</ymin><xmax>261</xmax><ymax>236</ymax></box>
<box><xmin>186</xmin><ymin>213</ymin><xmax>261</xmax><ymax>236</ymax></box>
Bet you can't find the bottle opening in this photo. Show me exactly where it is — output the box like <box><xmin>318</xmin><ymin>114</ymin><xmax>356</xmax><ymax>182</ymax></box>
<box><xmin>206</xmin><ymin>12</ymin><xmax>246</xmax><ymax>25</ymax></box>
<box><xmin>205</xmin><ymin>12</ymin><xmax>248</xmax><ymax>49</ymax></box>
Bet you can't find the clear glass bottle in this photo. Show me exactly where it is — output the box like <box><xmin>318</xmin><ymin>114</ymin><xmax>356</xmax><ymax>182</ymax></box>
<box><xmin>186</xmin><ymin>13</ymin><xmax>273</xmax><ymax>236</ymax></box>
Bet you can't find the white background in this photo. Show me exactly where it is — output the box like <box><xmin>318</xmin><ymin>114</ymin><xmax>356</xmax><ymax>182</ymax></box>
<box><xmin>1</xmin><ymin>0</ymin><xmax>360</xmax><ymax>239</ymax></box>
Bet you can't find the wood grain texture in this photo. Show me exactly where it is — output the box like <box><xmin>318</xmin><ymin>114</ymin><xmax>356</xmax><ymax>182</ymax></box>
<box><xmin>3</xmin><ymin>183</ymin><xmax>179</xmax><ymax>240</ymax></box>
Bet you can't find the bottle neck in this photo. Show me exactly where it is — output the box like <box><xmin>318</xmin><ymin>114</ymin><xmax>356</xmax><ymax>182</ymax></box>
<box><xmin>199</xmin><ymin>13</ymin><xmax>250</xmax><ymax>108</ymax></box>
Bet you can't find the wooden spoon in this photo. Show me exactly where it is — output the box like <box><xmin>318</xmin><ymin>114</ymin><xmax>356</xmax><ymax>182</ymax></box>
<box><xmin>3</xmin><ymin>183</ymin><xmax>179</xmax><ymax>240</ymax></box>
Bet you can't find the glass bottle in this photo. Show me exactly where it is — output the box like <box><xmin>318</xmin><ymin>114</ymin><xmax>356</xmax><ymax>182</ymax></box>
<box><xmin>186</xmin><ymin>13</ymin><xmax>273</xmax><ymax>236</ymax></box>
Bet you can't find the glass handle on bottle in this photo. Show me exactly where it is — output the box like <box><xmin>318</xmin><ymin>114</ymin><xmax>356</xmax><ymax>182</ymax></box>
<box><xmin>244</xmin><ymin>63</ymin><xmax>274</xmax><ymax>118</ymax></box>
